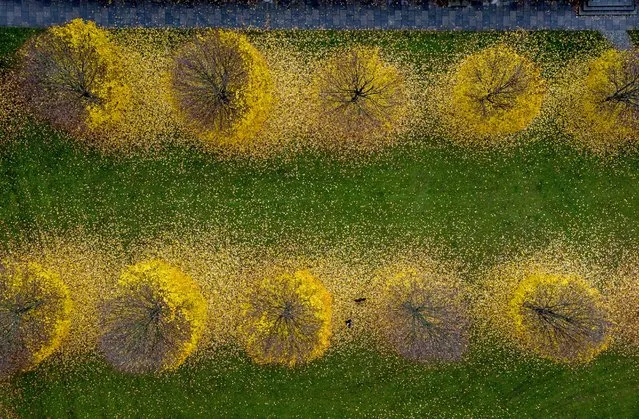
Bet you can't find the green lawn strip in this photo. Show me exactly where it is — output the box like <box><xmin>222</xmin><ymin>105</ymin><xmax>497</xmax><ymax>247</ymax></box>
<box><xmin>0</xmin><ymin>382</ymin><xmax>18</xmax><ymax>418</ymax></box>
<box><xmin>12</xmin><ymin>347</ymin><xmax>639</xmax><ymax>418</ymax></box>
<box><xmin>247</xmin><ymin>29</ymin><xmax>606</xmax><ymax>66</ymax></box>
<box><xmin>2</xmin><ymin>125</ymin><xmax>639</xmax><ymax>268</ymax></box>
<box><xmin>0</xmin><ymin>27</ymin><xmax>607</xmax><ymax>72</ymax></box>
<box><xmin>0</xmin><ymin>28</ymin><xmax>41</xmax><ymax>69</ymax></box>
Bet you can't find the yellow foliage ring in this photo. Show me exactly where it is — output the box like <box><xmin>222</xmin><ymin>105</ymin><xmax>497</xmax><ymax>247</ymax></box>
<box><xmin>239</xmin><ymin>270</ymin><xmax>332</xmax><ymax>367</ymax></box>
<box><xmin>508</xmin><ymin>271</ymin><xmax>610</xmax><ymax>363</ymax></box>
<box><xmin>313</xmin><ymin>46</ymin><xmax>408</xmax><ymax>140</ymax></box>
<box><xmin>447</xmin><ymin>44</ymin><xmax>546</xmax><ymax>139</ymax></box>
<box><xmin>171</xmin><ymin>30</ymin><xmax>274</xmax><ymax>147</ymax></box>
<box><xmin>101</xmin><ymin>259</ymin><xmax>207</xmax><ymax>373</ymax></box>
<box><xmin>42</xmin><ymin>19</ymin><xmax>130</xmax><ymax>131</ymax></box>
<box><xmin>564</xmin><ymin>48</ymin><xmax>639</xmax><ymax>149</ymax></box>
<box><xmin>0</xmin><ymin>261</ymin><xmax>72</xmax><ymax>376</ymax></box>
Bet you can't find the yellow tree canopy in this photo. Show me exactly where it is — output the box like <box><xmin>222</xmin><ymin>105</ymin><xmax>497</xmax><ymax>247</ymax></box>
<box><xmin>21</xmin><ymin>19</ymin><xmax>130</xmax><ymax>135</ymax></box>
<box><xmin>171</xmin><ymin>30</ymin><xmax>274</xmax><ymax>147</ymax></box>
<box><xmin>239</xmin><ymin>270</ymin><xmax>332</xmax><ymax>367</ymax></box>
<box><xmin>314</xmin><ymin>47</ymin><xmax>408</xmax><ymax>141</ymax></box>
<box><xmin>447</xmin><ymin>44</ymin><xmax>546</xmax><ymax>139</ymax></box>
<box><xmin>99</xmin><ymin>259</ymin><xmax>207</xmax><ymax>374</ymax></box>
<box><xmin>565</xmin><ymin>49</ymin><xmax>639</xmax><ymax>150</ymax></box>
<box><xmin>508</xmin><ymin>272</ymin><xmax>610</xmax><ymax>363</ymax></box>
<box><xmin>0</xmin><ymin>261</ymin><xmax>72</xmax><ymax>378</ymax></box>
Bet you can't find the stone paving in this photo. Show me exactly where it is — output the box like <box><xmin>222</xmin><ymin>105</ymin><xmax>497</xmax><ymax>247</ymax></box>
<box><xmin>0</xmin><ymin>0</ymin><xmax>636</xmax><ymax>47</ymax></box>
<box><xmin>601</xmin><ymin>28</ymin><xmax>633</xmax><ymax>47</ymax></box>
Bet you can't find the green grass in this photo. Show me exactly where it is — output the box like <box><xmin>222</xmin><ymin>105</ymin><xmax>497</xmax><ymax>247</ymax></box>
<box><xmin>0</xmin><ymin>28</ymin><xmax>40</xmax><ymax>69</ymax></box>
<box><xmin>3</xmin><ymin>125</ymin><xmax>639</xmax><ymax>267</ymax></box>
<box><xmin>13</xmin><ymin>348</ymin><xmax>639</xmax><ymax>418</ymax></box>
<box><xmin>2</xmin><ymin>28</ymin><xmax>638</xmax><ymax>417</ymax></box>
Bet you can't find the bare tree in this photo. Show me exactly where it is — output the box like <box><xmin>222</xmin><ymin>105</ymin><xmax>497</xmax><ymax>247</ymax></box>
<box><xmin>513</xmin><ymin>278</ymin><xmax>610</xmax><ymax>362</ymax></box>
<box><xmin>171</xmin><ymin>33</ymin><xmax>249</xmax><ymax>134</ymax></box>
<box><xmin>317</xmin><ymin>48</ymin><xmax>406</xmax><ymax>137</ymax></box>
<box><xmin>20</xmin><ymin>27</ymin><xmax>114</xmax><ymax>134</ymax></box>
<box><xmin>99</xmin><ymin>283</ymin><xmax>195</xmax><ymax>374</ymax></box>
<box><xmin>597</xmin><ymin>51</ymin><xmax>639</xmax><ymax>127</ymax></box>
<box><xmin>0</xmin><ymin>264</ymin><xmax>69</xmax><ymax>378</ymax></box>
<box><xmin>240</xmin><ymin>272</ymin><xmax>332</xmax><ymax>367</ymax></box>
<box><xmin>467</xmin><ymin>57</ymin><xmax>530</xmax><ymax>117</ymax></box>
<box><xmin>380</xmin><ymin>278</ymin><xmax>469</xmax><ymax>363</ymax></box>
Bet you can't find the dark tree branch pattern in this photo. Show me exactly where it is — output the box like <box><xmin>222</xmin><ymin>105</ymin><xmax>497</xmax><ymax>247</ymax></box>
<box><xmin>381</xmin><ymin>276</ymin><xmax>469</xmax><ymax>363</ymax></box>
<box><xmin>172</xmin><ymin>33</ymin><xmax>249</xmax><ymax>134</ymax></box>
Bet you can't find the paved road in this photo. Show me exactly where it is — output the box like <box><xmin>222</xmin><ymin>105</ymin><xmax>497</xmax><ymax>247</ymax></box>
<box><xmin>0</xmin><ymin>0</ymin><xmax>635</xmax><ymax>47</ymax></box>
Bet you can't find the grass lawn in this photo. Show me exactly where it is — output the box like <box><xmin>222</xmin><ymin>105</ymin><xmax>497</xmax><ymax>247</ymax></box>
<box><xmin>3</xmin><ymin>125</ymin><xmax>639</xmax><ymax>268</ymax></box>
<box><xmin>2</xmin><ymin>28</ymin><xmax>639</xmax><ymax>417</ymax></box>
<box><xmin>12</xmin><ymin>348</ymin><xmax>639</xmax><ymax>418</ymax></box>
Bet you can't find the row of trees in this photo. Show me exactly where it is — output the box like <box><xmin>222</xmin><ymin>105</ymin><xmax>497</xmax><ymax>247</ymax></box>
<box><xmin>3</xmin><ymin>256</ymin><xmax>638</xmax><ymax>379</ymax></box>
<box><xmin>21</xmin><ymin>20</ymin><xmax>639</xmax><ymax>151</ymax></box>
<box><xmin>439</xmin><ymin>44</ymin><xmax>639</xmax><ymax>147</ymax></box>
<box><xmin>0</xmin><ymin>260</ymin><xmax>333</xmax><ymax>377</ymax></box>
<box><xmin>17</xmin><ymin>19</ymin><xmax>408</xmax><ymax>147</ymax></box>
